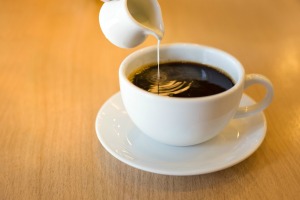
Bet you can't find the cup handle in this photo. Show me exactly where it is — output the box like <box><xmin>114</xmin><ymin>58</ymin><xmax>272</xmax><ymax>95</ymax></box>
<box><xmin>234</xmin><ymin>74</ymin><xmax>274</xmax><ymax>118</ymax></box>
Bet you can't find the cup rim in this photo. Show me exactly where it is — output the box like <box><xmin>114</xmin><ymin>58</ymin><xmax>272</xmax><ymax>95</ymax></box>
<box><xmin>119</xmin><ymin>43</ymin><xmax>245</xmax><ymax>102</ymax></box>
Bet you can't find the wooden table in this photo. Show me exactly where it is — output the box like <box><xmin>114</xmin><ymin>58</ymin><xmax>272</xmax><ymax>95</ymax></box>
<box><xmin>1</xmin><ymin>0</ymin><xmax>300</xmax><ymax>199</ymax></box>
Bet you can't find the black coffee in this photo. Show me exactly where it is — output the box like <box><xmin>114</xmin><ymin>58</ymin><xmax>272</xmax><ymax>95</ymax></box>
<box><xmin>129</xmin><ymin>62</ymin><xmax>235</xmax><ymax>98</ymax></box>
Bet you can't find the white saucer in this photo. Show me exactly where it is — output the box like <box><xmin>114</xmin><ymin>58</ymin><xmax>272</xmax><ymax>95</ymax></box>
<box><xmin>95</xmin><ymin>92</ymin><xmax>267</xmax><ymax>176</ymax></box>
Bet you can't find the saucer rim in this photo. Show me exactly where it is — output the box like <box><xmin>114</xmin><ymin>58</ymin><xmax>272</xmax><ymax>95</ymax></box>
<box><xmin>95</xmin><ymin>92</ymin><xmax>266</xmax><ymax>176</ymax></box>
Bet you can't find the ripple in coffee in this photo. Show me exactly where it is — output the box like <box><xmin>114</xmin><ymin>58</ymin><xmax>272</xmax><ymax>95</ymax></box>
<box><xmin>129</xmin><ymin>62</ymin><xmax>235</xmax><ymax>97</ymax></box>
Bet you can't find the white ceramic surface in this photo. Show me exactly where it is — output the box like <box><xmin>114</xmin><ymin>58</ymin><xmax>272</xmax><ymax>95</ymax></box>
<box><xmin>99</xmin><ymin>0</ymin><xmax>164</xmax><ymax>48</ymax></box>
<box><xmin>119</xmin><ymin>43</ymin><xmax>273</xmax><ymax>146</ymax></box>
<box><xmin>95</xmin><ymin>92</ymin><xmax>267</xmax><ymax>176</ymax></box>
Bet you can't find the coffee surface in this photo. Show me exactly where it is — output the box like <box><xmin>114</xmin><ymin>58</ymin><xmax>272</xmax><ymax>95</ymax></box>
<box><xmin>129</xmin><ymin>62</ymin><xmax>234</xmax><ymax>98</ymax></box>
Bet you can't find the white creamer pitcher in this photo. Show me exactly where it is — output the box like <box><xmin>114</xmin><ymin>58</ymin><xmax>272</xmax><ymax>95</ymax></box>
<box><xmin>99</xmin><ymin>0</ymin><xmax>164</xmax><ymax>48</ymax></box>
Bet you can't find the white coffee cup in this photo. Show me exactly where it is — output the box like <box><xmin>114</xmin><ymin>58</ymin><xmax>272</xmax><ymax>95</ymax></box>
<box><xmin>119</xmin><ymin>43</ymin><xmax>273</xmax><ymax>146</ymax></box>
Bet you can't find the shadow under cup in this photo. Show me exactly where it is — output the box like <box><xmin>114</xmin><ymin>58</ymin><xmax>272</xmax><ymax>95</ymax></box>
<box><xmin>119</xmin><ymin>43</ymin><xmax>245</xmax><ymax>146</ymax></box>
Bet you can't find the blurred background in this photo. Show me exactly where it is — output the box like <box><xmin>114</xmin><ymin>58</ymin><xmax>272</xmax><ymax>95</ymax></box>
<box><xmin>1</xmin><ymin>0</ymin><xmax>300</xmax><ymax>199</ymax></box>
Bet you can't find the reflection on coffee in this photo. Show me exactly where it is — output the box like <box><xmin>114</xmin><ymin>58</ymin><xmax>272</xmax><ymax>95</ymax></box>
<box><xmin>129</xmin><ymin>62</ymin><xmax>235</xmax><ymax>97</ymax></box>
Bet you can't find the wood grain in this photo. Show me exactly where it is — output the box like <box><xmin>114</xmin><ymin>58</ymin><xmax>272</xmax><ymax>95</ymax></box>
<box><xmin>1</xmin><ymin>0</ymin><xmax>300</xmax><ymax>199</ymax></box>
